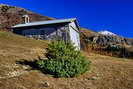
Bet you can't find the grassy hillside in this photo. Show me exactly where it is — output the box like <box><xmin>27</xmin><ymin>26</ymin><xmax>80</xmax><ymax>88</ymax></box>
<box><xmin>0</xmin><ymin>31</ymin><xmax>48</xmax><ymax>70</ymax></box>
<box><xmin>0</xmin><ymin>31</ymin><xmax>133</xmax><ymax>89</ymax></box>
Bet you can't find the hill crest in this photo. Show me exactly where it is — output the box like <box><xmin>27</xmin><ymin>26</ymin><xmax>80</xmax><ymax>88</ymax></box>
<box><xmin>0</xmin><ymin>4</ymin><xmax>53</xmax><ymax>31</ymax></box>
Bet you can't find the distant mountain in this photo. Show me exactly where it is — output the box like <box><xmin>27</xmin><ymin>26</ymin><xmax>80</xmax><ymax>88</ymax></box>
<box><xmin>80</xmin><ymin>28</ymin><xmax>133</xmax><ymax>58</ymax></box>
<box><xmin>80</xmin><ymin>28</ymin><xmax>133</xmax><ymax>46</ymax></box>
<box><xmin>98</xmin><ymin>30</ymin><xmax>117</xmax><ymax>36</ymax></box>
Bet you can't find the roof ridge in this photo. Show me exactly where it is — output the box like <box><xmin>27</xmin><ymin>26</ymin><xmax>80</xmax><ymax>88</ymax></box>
<box><xmin>12</xmin><ymin>18</ymin><xmax>77</xmax><ymax>28</ymax></box>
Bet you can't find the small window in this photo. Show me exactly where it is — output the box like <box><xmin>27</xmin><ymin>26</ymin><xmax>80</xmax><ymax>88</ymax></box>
<box><xmin>40</xmin><ymin>30</ymin><xmax>45</xmax><ymax>35</ymax></box>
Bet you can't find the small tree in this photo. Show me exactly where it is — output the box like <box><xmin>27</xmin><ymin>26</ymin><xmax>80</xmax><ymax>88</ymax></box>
<box><xmin>45</xmin><ymin>41</ymin><xmax>81</xmax><ymax>60</ymax></box>
<box><xmin>36</xmin><ymin>41</ymin><xmax>91</xmax><ymax>78</ymax></box>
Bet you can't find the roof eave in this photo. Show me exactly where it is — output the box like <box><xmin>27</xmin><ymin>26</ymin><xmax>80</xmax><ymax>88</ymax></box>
<box><xmin>12</xmin><ymin>18</ymin><xmax>79</xmax><ymax>29</ymax></box>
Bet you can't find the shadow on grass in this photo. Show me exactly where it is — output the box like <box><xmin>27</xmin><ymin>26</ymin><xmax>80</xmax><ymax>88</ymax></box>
<box><xmin>15</xmin><ymin>57</ymin><xmax>53</xmax><ymax>76</ymax></box>
<box><xmin>16</xmin><ymin>56</ymin><xmax>44</xmax><ymax>71</ymax></box>
<box><xmin>16</xmin><ymin>59</ymin><xmax>39</xmax><ymax>70</ymax></box>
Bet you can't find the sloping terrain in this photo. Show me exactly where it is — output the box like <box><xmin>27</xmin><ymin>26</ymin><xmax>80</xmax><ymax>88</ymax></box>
<box><xmin>0</xmin><ymin>4</ymin><xmax>53</xmax><ymax>31</ymax></box>
<box><xmin>0</xmin><ymin>32</ymin><xmax>133</xmax><ymax>89</ymax></box>
<box><xmin>80</xmin><ymin>28</ymin><xmax>133</xmax><ymax>58</ymax></box>
<box><xmin>0</xmin><ymin>31</ymin><xmax>48</xmax><ymax>78</ymax></box>
<box><xmin>0</xmin><ymin>4</ymin><xmax>133</xmax><ymax>89</ymax></box>
<box><xmin>80</xmin><ymin>28</ymin><xmax>133</xmax><ymax>46</ymax></box>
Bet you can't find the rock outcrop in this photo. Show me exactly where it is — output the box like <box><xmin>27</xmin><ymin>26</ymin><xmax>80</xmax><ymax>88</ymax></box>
<box><xmin>80</xmin><ymin>28</ymin><xmax>133</xmax><ymax>46</ymax></box>
<box><xmin>86</xmin><ymin>35</ymin><xmax>133</xmax><ymax>46</ymax></box>
<box><xmin>80</xmin><ymin>28</ymin><xmax>133</xmax><ymax>58</ymax></box>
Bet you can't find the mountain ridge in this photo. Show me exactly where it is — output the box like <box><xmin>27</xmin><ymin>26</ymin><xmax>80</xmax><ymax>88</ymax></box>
<box><xmin>98</xmin><ymin>30</ymin><xmax>117</xmax><ymax>36</ymax></box>
<box><xmin>0</xmin><ymin>4</ymin><xmax>54</xmax><ymax>31</ymax></box>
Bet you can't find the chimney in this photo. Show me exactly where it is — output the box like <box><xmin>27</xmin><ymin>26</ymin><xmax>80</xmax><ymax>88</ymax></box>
<box><xmin>22</xmin><ymin>15</ymin><xmax>30</xmax><ymax>24</ymax></box>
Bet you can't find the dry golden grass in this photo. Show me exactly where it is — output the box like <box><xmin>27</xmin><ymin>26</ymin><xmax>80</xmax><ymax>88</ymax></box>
<box><xmin>0</xmin><ymin>31</ymin><xmax>133</xmax><ymax>89</ymax></box>
<box><xmin>0</xmin><ymin>31</ymin><xmax>47</xmax><ymax>79</ymax></box>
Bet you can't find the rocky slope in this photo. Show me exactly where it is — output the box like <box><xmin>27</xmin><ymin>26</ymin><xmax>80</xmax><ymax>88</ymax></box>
<box><xmin>80</xmin><ymin>28</ymin><xmax>133</xmax><ymax>46</ymax></box>
<box><xmin>0</xmin><ymin>4</ymin><xmax>53</xmax><ymax>31</ymax></box>
<box><xmin>80</xmin><ymin>28</ymin><xmax>133</xmax><ymax>58</ymax></box>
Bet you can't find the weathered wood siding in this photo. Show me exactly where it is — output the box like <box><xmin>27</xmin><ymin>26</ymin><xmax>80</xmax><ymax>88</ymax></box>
<box><xmin>69</xmin><ymin>22</ymin><xmax>80</xmax><ymax>50</ymax></box>
<box><xmin>13</xmin><ymin>22</ymin><xmax>80</xmax><ymax>50</ymax></box>
<box><xmin>13</xmin><ymin>24</ymin><xmax>70</xmax><ymax>42</ymax></box>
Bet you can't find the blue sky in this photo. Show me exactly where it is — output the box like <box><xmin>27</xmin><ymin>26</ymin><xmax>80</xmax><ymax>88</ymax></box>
<box><xmin>0</xmin><ymin>0</ymin><xmax>133</xmax><ymax>38</ymax></box>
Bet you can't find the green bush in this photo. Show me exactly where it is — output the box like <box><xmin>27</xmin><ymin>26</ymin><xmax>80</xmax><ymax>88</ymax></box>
<box><xmin>36</xmin><ymin>41</ymin><xmax>91</xmax><ymax>78</ymax></box>
<box><xmin>45</xmin><ymin>41</ymin><xmax>80</xmax><ymax>60</ymax></box>
<box><xmin>106</xmin><ymin>44</ymin><xmax>122</xmax><ymax>52</ymax></box>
